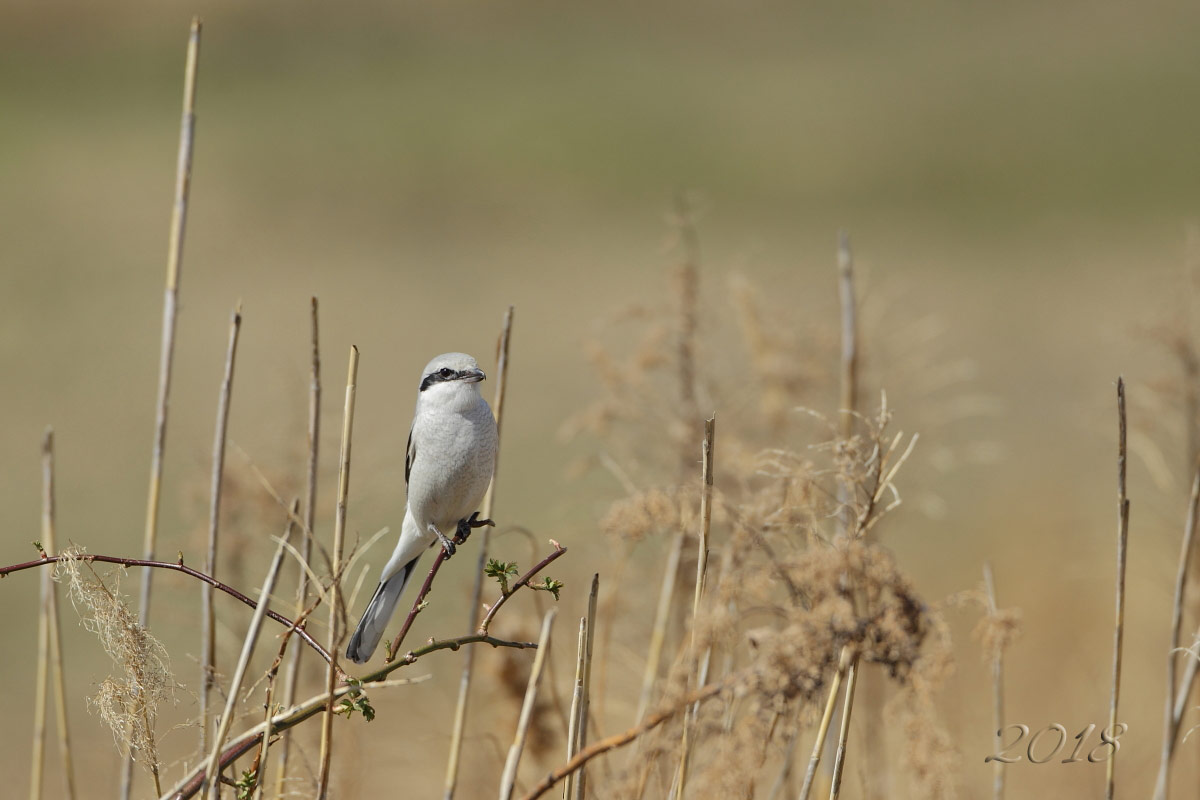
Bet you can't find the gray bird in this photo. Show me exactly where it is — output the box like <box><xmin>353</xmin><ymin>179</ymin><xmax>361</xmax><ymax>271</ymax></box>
<box><xmin>346</xmin><ymin>352</ymin><xmax>498</xmax><ymax>664</ymax></box>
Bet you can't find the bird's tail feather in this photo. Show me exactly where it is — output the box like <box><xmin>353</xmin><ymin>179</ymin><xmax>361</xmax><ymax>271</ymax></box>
<box><xmin>345</xmin><ymin>554</ymin><xmax>420</xmax><ymax>664</ymax></box>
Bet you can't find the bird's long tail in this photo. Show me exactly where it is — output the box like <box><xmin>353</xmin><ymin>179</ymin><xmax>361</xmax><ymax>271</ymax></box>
<box><xmin>345</xmin><ymin>554</ymin><xmax>421</xmax><ymax>664</ymax></box>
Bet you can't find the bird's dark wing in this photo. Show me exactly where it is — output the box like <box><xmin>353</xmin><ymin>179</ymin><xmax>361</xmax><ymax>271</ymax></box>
<box><xmin>405</xmin><ymin>424</ymin><xmax>415</xmax><ymax>486</ymax></box>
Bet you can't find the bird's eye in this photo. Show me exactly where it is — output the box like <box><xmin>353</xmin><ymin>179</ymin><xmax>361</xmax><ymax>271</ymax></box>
<box><xmin>439</xmin><ymin>368</ymin><xmax>454</xmax><ymax>378</ymax></box>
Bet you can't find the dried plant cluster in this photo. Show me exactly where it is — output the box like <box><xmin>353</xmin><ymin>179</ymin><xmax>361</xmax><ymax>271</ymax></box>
<box><xmin>558</xmin><ymin>219</ymin><xmax>964</xmax><ymax>800</ymax></box>
<box><xmin>56</xmin><ymin>549</ymin><xmax>179</xmax><ymax>789</ymax></box>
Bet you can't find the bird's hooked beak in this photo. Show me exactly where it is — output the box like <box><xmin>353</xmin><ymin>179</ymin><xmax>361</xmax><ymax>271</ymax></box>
<box><xmin>460</xmin><ymin>367</ymin><xmax>486</xmax><ymax>383</ymax></box>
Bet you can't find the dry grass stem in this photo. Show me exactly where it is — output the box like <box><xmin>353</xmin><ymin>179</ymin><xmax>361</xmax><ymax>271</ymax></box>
<box><xmin>828</xmin><ymin>653</ymin><xmax>860</xmax><ymax>800</ymax></box>
<box><xmin>982</xmin><ymin>562</ymin><xmax>1005</xmax><ymax>800</ymax></box>
<box><xmin>317</xmin><ymin>345</ymin><xmax>359</xmax><ymax>799</ymax></box>
<box><xmin>1154</xmin><ymin>457</ymin><xmax>1200</xmax><ymax>800</ymax></box>
<box><xmin>126</xmin><ymin>18</ymin><xmax>201</xmax><ymax>799</ymax></box>
<box><xmin>635</xmin><ymin>528</ymin><xmax>686</xmax><ymax>725</ymax></box>
<box><xmin>30</xmin><ymin>429</ymin><xmax>76</xmax><ymax>800</ymax></box>
<box><xmin>574</xmin><ymin>574</ymin><xmax>599</xmax><ymax>800</ymax></box>
<box><xmin>675</xmin><ymin>415</ymin><xmax>716</xmax><ymax>797</ymax></box>
<box><xmin>564</xmin><ymin>616</ymin><xmax>589</xmax><ymax>800</ymax></box>
<box><xmin>798</xmin><ymin>647</ymin><xmax>852</xmax><ymax>800</ymax></box>
<box><xmin>274</xmin><ymin>295</ymin><xmax>321</xmax><ymax>799</ymax></box>
<box><xmin>202</xmin><ymin>506</ymin><xmax>295</xmax><ymax>798</ymax></box>
<box><xmin>1107</xmin><ymin>377</ymin><xmax>1130</xmax><ymax>800</ymax></box>
<box><xmin>499</xmin><ymin>609</ymin><xmax>558</xmax><ymax>800</ymax></box>
<box><xmin>200</xmin><ymin>306</ymin><xmax>242</xmax><ymax>756</ymax></box>
<box><xmin>445</xmin><ymin>305</ymin><xmax>515</xmax><ymax>800</ymax></box>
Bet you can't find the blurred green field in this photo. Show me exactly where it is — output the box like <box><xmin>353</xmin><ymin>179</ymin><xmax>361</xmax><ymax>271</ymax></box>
<box><xmin>3</xmin><ymin>1</ymin><xmax>1200</xmax><ymax>797</ymax></box>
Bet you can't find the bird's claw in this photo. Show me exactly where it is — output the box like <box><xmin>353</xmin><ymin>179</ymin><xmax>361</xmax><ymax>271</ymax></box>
<box><xmin>430</xmin><ymin>523</ymin><xmax>457</xmax><ymax>558</ymax></box>
<box><xmin>456</xmin><ymin>512</ymin><xmax>496</xmax><ymax>544</ymax></box>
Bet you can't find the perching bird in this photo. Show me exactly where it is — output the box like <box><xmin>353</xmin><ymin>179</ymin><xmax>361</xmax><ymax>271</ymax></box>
<box><xmin>346</xmin><ymin>352</ymin><xmax>498</xmax><ymax>664</ymax></box>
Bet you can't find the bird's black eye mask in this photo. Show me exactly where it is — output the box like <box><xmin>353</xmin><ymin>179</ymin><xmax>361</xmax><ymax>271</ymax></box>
<box><xmin>419</xmin><ymin>367</ymin><xmax>462</xmax><ymax>392</ymax></box>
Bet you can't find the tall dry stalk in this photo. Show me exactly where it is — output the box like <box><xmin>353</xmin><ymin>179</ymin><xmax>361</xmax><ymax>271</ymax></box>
<box><xmin>675</xmin><ymin>416</ymin><xmax>715</xmax><ymax>797</ymax></box>
<box><xmin>983</xmin><ymin>562</ymin><xmax>1005</xmax><ymax>800</ymax></box>
<box><xmin>1107</xmin><ymin>377</ymin><xmax>1130</xmax><ymax>800</ymax></box>
<box><xmin>125</xmin><ymin>19</ymin><xmax>201</xmax><ymax>800</ymax></box>
<box><xmin>444</xmin><ymin>305</ymin><xmax>515</xmax><ymax>800</ymax></box>
<box><xmin>200</xmin><ymin>306</ymin><xmax>243</xmax><ymax>754</ymax></box>
<box><xmin>29</xmin><ymin>429</ymin><xmax>76</xmax><ymax>800</ymax></box>
<box><xmin>273</xmin><ymin>297</ymin><xmax>321</xmax><ymax>799</ymax></box>
<box><xmin>634</xmin><ymin>528</ymin><xmax>685</xmax><ymax>724</ymax></box>
<box><xmin>1154</xmin><ymin>457</ymin><xmax>1200</xmax><ymax>800</ymax></box>
<box><xmin>564</xmin><ymin>616</ymin><xmax>589</xmax><ymax>800</ymax></box>
<box><xmin>573</xmin><ymin>574</ymin><xmax>599</xmax><ymax>800</ymax></box>
<box><xmin>203</xmin><ymin>509</ymin><xmax>295</xmax><ymax>798</ymax></box>
<box><xmin>826</xmin><ymin>231</ymin><xmax>863</xmax><ymax>800</ymax></box>
<box><xmin>499</xmin><ymin>609</ymin><xmax>558</xmax><ymax>800</ymax></box>
<box><xmin>317</xmin><ymin>345</ymin><xmax>359</xmax><ymax>799</ymax></box>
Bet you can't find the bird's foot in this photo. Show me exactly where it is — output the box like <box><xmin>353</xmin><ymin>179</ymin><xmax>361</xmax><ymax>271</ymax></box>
<box><xmin>428</xmin><ymin>523</ymin><xmax>457</xmax><ymax>558</ymax></box>
<box><xmin>456</xmin><ymin>512</ymin><xmax>495</xmax><ymax>544</ymax></box>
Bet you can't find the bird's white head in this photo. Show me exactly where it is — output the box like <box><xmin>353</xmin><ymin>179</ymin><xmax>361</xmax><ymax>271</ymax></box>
<box><xmin>416</xmin><ymin>353</ymin><xmax>486</xmax><ymax>404</ymax></box>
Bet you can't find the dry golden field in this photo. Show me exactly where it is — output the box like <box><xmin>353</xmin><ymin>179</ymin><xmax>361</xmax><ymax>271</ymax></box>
<box><xmin>3</xmin><ymin>2</ymin><xmax>1200</xmax><ymax>798</ymax></box>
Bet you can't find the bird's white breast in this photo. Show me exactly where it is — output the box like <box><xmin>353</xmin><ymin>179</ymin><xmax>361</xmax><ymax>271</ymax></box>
<box><xmin>407</xmin><ymin>385</ymin><xmax>497</xmax><ymax>535</ymax></box>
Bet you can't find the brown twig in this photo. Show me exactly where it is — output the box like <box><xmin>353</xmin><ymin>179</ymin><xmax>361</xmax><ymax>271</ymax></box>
<box><xmin>202</xmin><ymin>505</ymin><xmax>294</xmax><ymax>798</ymax></box>
<box><xmin>274</xmin><ymin>296</ymin><xmax>321</xmax><ymax>799</ymax></box>
<box><xmin>1</xmin><ymin>553</ymin><xmax>341</xmax><ymax>676</ymax></box>
<box><xmin>30</xmin><ymin>429</ymin><xmax>76</xmax><ymax>800</ymax></box>
<box><xmin>162</xmin><ymin>633</ymin><xmax>538</xmax><ymax>800</ymax></box>
<box><xmin>384</xmin><ymin>538</ymin><xmax>457</xmax><ymax>662</ymax></box>
<box><xmin>126</xmin><ymin>18</ymin><xmax>201</xmax><ymax>799</ymax></box>
<box><xmin>1155</xmin><ymin>458</ymin><xmax>1200</xmax><ymax>800</ymax></box>
<box><xmin>478</xmin><ymin>543</ymin><xmax>569</xmax><ymax>635</ymax></box>
<box><xmin>1107</xmin><ymin>377</ymin><xmax>1130</xmax><ymax>800</ymax></box>
<box><xmin>517</xmin><ymin>673</ymin><xmax>737</xmax><ymax>800</ymax></box>
<box><xmin>200</xmin><ymin>306</ymin><xmax>242</xmax><ymax>755</ymax></box>
<box><xmin>445</xmin><ymin>305</ymin><xmax>515</xmax><ymax>800</ymax></box>
<box><xmin>498</xmin><ymin>609</ymin><xmax>558</xmax><ymax>800</ymax></box>
<box><xmin>317</xmin><ymin>346</ymin><xmax>358</xmax><ymax>799</ymax></box>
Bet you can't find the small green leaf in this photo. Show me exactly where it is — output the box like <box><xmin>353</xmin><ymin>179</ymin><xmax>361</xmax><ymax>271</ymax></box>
<box><xmin>531</xmin><ymin>576</ymin><xmax>565</xmax><ymax>601</ymax></box>
<box><xmin>234</xmin><ymin>768</ymin><xmax>258</xmax><ymax>800</ymax></box>
<box><xmin>485</xmin><ymin>559</ymin><xmax>519</xmax><ymax>594</ymax></box>
<box><xmin>335</xmin><ymin>690</ymin><xmax>376</xmax><ymax>723</ymax></box>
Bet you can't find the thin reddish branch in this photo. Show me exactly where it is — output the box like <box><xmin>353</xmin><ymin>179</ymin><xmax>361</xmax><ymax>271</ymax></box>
<box><xmin>164</xmin><ymin>633</ymin><xmax>537</xmax><ymax>800</ymax></box>
<box><xmin>479</xmin><ymin>541</ymin><xmax>567</xmax><ymax>634</ymax></box>
<box><xmin>384</xmin><ymin>543</ymin><xmax>455</xmax><ymax>663</ymax></box>
<box><xmin>517</xmin><ymin>673</ymin><xmax>735</xmax><ymax>800</ymax></box>
<box><xmin>1</xmin><ymin>552</ymin><xmax>342</xmax><ymax>678</ymax></box>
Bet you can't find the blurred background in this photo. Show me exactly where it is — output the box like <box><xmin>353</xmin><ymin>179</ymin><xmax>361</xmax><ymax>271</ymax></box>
<box><xmin>3</xmin><ymin>1</ymin><xmax>1200</xmax><ymax>797</ymax></box>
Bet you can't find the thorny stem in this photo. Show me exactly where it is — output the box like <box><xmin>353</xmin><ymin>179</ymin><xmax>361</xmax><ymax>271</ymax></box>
<box><xmin>0</xmin><ymin>553</ymin><xmax>345</xmax><ymax>679</ymax></box>
<box><xmin>161</xmin><ymin>634</ymin><xmax>539</xmax><ymax>800</ymax></box>
<box><xmin>478</xmin><ymin>543</ymin><xmax>569</xmax><ymax>634</ymax></box>
<box><xmin>517</xmin><ymin>673</ymin><xmax>738</xmax><ymax>800</ymax></box>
